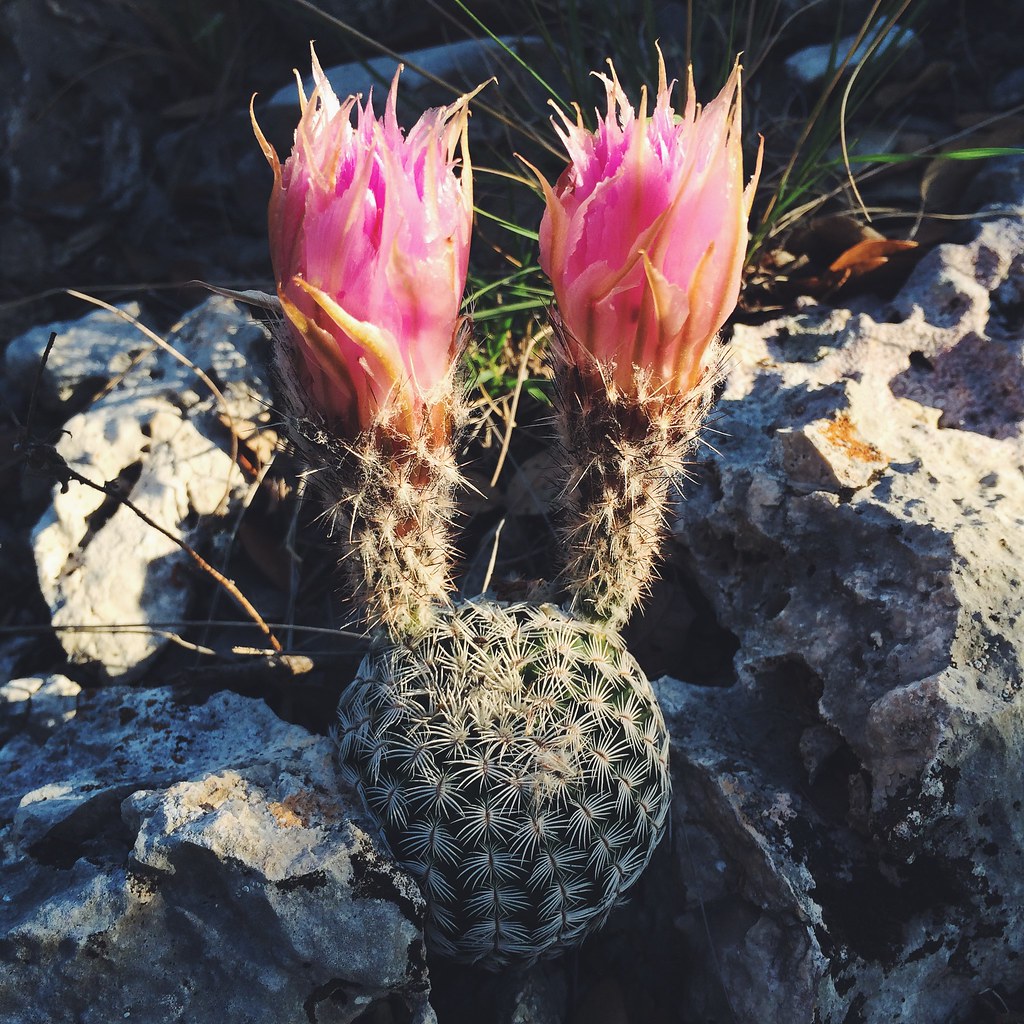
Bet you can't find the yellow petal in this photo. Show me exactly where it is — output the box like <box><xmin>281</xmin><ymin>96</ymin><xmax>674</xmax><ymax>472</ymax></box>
<box><xmin>518</xmin><ymin>154</ymin><xmax>571</xmax><ymax>279</ymax></box>
<box><xmin>291</xmin><ymin>277</ymin><xmax>416</xmax><ymax>435</ymax></box>
<box><xmin>277</xmin><ymin>292</ymin><xmax>357</xmax><ymax>402</ymax></box>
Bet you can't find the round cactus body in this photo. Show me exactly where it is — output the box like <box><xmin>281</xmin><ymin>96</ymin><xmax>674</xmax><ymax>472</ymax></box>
<box><xmin>334</xmin><ymin>599</ymin><xmax>671</xmax><ymax>969</ymax></box>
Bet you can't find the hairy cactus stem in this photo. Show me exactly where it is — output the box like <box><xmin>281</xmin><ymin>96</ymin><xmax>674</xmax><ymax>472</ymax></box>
<box><xmin>274</xmin><ymin>327</ymin><xmax>465</xmax><ymax>637</ymax></box>
<box><xmin>347</xmin><ymin>418</ymin><xmax>461</xmax><ymax>638</ymax></box>
<box><xmin>553</xmin><ymin>320</ymin><xmax>722</xmax><ymax>631</ymax></box>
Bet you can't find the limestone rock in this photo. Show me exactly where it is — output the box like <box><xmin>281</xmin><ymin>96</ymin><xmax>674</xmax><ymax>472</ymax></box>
<box><xmin>0</xmin><ymin>686</ymin><xmax>432</xmax><ymax>1024</ymax></box>
<box><xmin>0</xmin><ymin>673</ymin><xmax>80</xmax><ymax>735</ymax></box>
<box><xmin>0</xmin><ymin>674</ymin><xmax>82</xmax><ymax>780</ymax></box>
<box><xmin>18</xmin><ymin>297</ymin><xmax>272</xmax><ymax>679</ymax></box>
<box><xmin>665</xmin><ymin>183</ymin><xmax>1024</xmax><ymax>1021</ymax></box>
<box><xmin>784</xmin><ymin>26</ymin><xmax>921</xmax><ymax>86</ymax></box>
<box><xmin>4</xmin><ymin>304</ymin><xmax>144</xmax><ymax>411</ymax></box>
<box><xmin>260</xmin><ymin>36</ymin><xmax>561</xmax><ymax>151</ymax></box>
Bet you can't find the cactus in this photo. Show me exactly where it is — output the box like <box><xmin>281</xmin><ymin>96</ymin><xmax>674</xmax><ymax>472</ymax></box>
<box><xmin>274</xmin><ymin>330</ymin><xmax>465</xmax><ymax>638</ymax></box>
<box><xmin>552</xmin><ymin>326</ymin><xmax>723</xmax><ymax>631</ymax></box>
<box><xmin>258</xmin><ymin>48</ymin><xmax>758</xmax><ymax>970</ymax></box>
<box><xmin>335</xmin><ymin>599</ymin><xmax>671</xmax><ymax>968</ymax></box>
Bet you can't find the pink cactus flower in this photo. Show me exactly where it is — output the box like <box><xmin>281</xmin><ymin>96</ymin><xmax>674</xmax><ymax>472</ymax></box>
<box><xmin>535</xmin><ymin>56</ymin><xmax>762</xmax><ymax>399</ymax></box>
<box><xmin>252</xmin><ymin>48</ymin><xmax>475</xmax><ymax>442</ymax></box>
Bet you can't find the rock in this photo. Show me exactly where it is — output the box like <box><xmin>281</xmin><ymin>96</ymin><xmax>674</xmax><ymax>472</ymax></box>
<box><xmin>288</xmin><ymin>0</ymin><xmax>483</xmax><ymax>52</ymax></box>
<box><xmin>968</xmin><ymin>154</ymin><xmax>1024</xmax><ymax>217</ymax></box>
<box><xmin>0</xmin><ymin>686</ymin><xmax>433</xmax><ymax>1024</ymax></box>
<box><xmin>0</xmin><ymin>217</ymin><xmax>48</xmax><ymax>288</ymax></box>
<box><xmin>18</xmin><ymin>297</ymin><xmax>272</xmax><ymax>679</ymax></box>
<box><xmin>990</xmin><ymin>67</ymin><xmax>1024</xmax><ymax>110</ymax></box>
<box><xmin>498</xmin><ymin>963</ymin><xmax>568</xmax><ymax>1024</ymax></box>
<box><xmin>428</xmin><ymin>959</ymin><xmax>566</xmax><ymax>1024</ymax></box>
<box><xmin>0</xmin><ymin>674</ymin><xmax>82</xmax><ymax>784</ymax></box>
<box><xmin>784</xmin><ymin>26</ymin><xmax>921</xmax><ymax>87</ymax></box>
<box><xmin>662</xmin><ymin>177</ymin><xmax>1024</xmax><ymax>1021</ymax></box>
<box><xmin>5</xmin><ymin>303</ymin><xmax>144</xmax><ymax>412</ymax></box>
<box><xmin>259</xmin><ymin>36</ymin><xmax>561</xmax><ymax>153</ymax></box>
<box><xmin>1</xmin><ymin>0</ymin><xmax>148</xmax><ymax>221</ymax></box>
<box><xmin>0</xmin><ymin>673</ymin><xmax>80</xmax><ymax>736</ymax></box>
<box><xmin>774</xmin><ymin>0</ymin><xmax>877</xmax><ymax>30</ymax></box>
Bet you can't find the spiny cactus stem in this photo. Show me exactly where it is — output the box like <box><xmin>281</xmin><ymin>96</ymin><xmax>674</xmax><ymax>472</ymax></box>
<box><xmin>278</xmin><ymin>371</ymin><xmax>465</xmax><ymax>638</ymax></box>
<box><xmin>554</xmin><ymin>337</ymin><xmax>721</xmax><ymax>631</ymax></box>
<box><xmin>335</xmin><ymin>599</ymin><xmax>672</xmax><ymax>968</ymax></box>
<box><xmin>343</xmin><ymin>420</ymin><xmax>463</xmax><ymax>637</ymax></box>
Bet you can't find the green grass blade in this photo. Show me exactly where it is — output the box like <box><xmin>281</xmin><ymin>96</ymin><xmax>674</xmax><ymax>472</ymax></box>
<box><xmin>472</xmin><ymin>298</ymin><xmax>550</xmax><ymax>321</ymax></box>
<box><xmin>449</xmin><ymin>0</ymin><xmax>568</xmax><ymax>109</ymax></box>
<box><xmin>840</xmin><ymin>147</ymin><xmax>1024</xmax><ymax>165</ymax></box>
<box><xmin>474</xmin><ymin>205</ymin><xmax>540</xmax><ymax>240</ymax></box>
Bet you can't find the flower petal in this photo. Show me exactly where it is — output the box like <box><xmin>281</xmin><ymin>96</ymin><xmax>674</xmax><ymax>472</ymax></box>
<box><xmin>538</xmin><ymin>56</ymin><xmax>757</xmax><ymax>401</ymax></box>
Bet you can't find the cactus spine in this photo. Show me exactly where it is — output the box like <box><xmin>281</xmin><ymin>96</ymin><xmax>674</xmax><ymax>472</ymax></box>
<box><xmin>273</xmin><ymin>324</ymin><xmax>465</xmax><ymax>637</ymax></box>
<box><xmin>335</xmin><ymin>600</ymin><xmax>671</xmax><ymax>968</ymax></box>
<box><xmin>553</xmin><ymin>325</ymin><xmax>722</xmax><ymax>630</ymax></box>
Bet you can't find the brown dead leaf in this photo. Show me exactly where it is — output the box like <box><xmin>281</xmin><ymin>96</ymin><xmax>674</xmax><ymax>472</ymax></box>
<box><xmin>828</xmin><ymin>237</ymin><xmax>919</xmax><ymax>287</ymax></box>
<box><xmin>787</xmin><ymin>214</ymin><xmax>885</xmax><ymax>266</ymax></box>
<box><xmin>746</xmin><ymin>215</ymin><xmax>921</xmax><ymax>305</ymax></box>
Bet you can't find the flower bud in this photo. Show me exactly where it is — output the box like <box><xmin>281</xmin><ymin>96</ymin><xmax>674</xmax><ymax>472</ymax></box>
<box><xmin>253</xmin><ymin>47</ymin><xmax>475</xmax><ymax>444</ymax></box>
<box><xmin>536</xmin><ymin>55</ymin><xmax>761</xmax><ymax>400</ymax></box>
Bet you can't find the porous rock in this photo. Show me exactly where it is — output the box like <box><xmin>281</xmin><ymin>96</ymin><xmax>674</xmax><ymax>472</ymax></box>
<box><xmin>0</xmin><ymin>674</ymin><xmax>82</xmax><ymax>779</ymax></box>
<box><xmin>0</xmin><ymin>685</ymin><xmax>433</xmax><ymax>1024</ymax></box>
<box><xmin>0</xmin><ymin>673</ymin><xmax>80</xmax><ymax>735</ymax></box>
<box><xmin>15</xmin><ymin>297</ymin><xmax>272</xmax><ymax>679</ymax></box>
<box><xmin>5</xmin><ymin>303</ymin><xmax>146</xmax><ymax>412</ymax></box>
<box><xmin>664</xmin><ymin>180</ymin><xmax>1024</xmax><ymax>1021</ymax></box>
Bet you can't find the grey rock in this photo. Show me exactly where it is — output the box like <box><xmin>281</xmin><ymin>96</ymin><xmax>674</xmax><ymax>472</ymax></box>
<box><xmin>968</xmin><ymin>154</ymin><xmax>1024</xmax><ymax>216</ymax></box>
<box><xmin>664</xmin><ymin>181</ymin><xmax>1024</xmax><ymax>1020</ymax></box>
<box><xmin>292</xmin><ymin>0</ymin><xmax>459</xmax><ymax>52</ymax></box>
<box><xmin>0</xmin><ymin>686</ymin><xmax>431</xmax><ymax>1024</ymax></box>
<box><xmin>0</xmin><ymin>218</ymin><xmax>48</xmax><ymax>287</ymax></box>
<box><xmin>773</xmin><ymin>0</ymin><xmax>877</xmax><ymax>30</ymax></box>
<box><xmin>261</xmin><ymin>36</ymin><xmax>562</xmax><ymax>151</ymax></box>
<box><xmin>0</xmin><ymin>674</ymin><xmax>80</xmax><ymax>735</ymax></box>
<box><xmin>990</xmin><ymin>66</ymin><xmax>1024</xmax><ymax>110</ymax></box>
<box><xmin>1</xmin><ymin>0</ymin><xmax>148</xmax><ymax>220</ymax></box>
<box><xmin>21</xmin><ymin>297</ymin><xmax>272</xmax><ymax>679</ymax></box>
<box><xmin>5</xmin><ymin>303</ymin><xmax>144</xmax><ymax>412</ymax></box>
<box><xmin>498</xmin><ymin>962</ymin><xmax>567</xmax><ymax>1024</ymax></box>
<box><xmin>784</xmin><ymin>26</ymin><xmax>921</xmax><ymax>87</ymax></box>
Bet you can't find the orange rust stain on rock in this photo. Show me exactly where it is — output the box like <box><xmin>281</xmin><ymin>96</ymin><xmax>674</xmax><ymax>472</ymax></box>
<box><xmin>269</xmin><ymin>801</ymin><xmax>305</xmax><ymax>828</ymax></box>
<box><xmin>269</xmin><ymin>789</ymin><xmax>346</xmax><ymax>828</ymax></box>
<box><xmin>269</xmin><ymin>791</ymin><xmax>325</xmax><ymax>828</ymax></box>
<box><xmin>822</xmin><ymin>412</ymin><xmax>884</xmax><ymax>463</ymax></box>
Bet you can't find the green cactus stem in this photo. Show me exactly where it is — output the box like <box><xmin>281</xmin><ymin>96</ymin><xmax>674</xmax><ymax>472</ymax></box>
<box><xmin>334</xmin><ymin>599</ymin><xmax>672</xmax><ymax>969</ymax></box>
